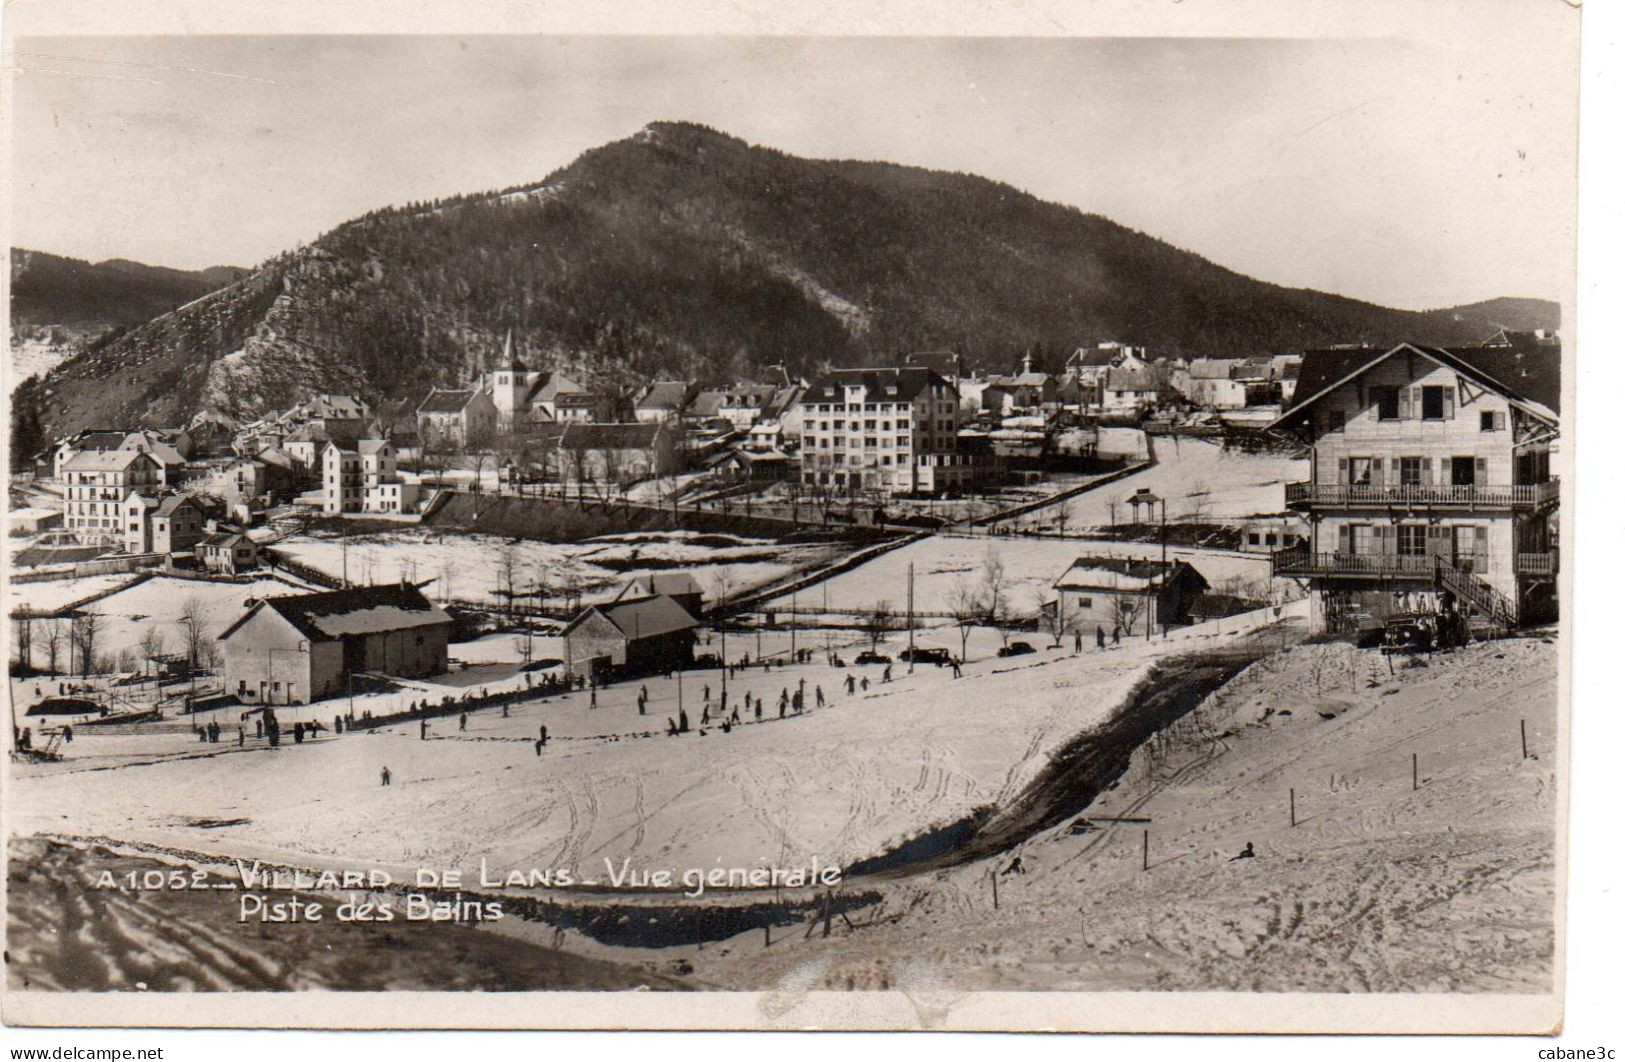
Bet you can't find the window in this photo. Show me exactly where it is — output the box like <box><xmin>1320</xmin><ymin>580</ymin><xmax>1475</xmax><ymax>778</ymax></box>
<box><xmin>1075</xmin><ymin>596</ymin><xmax>1093</xmax><ymax>609</ymax></box>
<box><xmin>1399</xmin><ymin>457</ymin><xmax>1426</xmax><ymax>486</ymax></box>
<box><xmin>1481</xmin><ymin>410</ymin><xmax>1504</xmax><ymax>432</ymax></box>
<box><xmin>1397</xmin><ymin>525</ymin><xmax>1428</xmax><ymax>557</ymax></box>
<box><xmin>1421</xmin><ymin>386</ymin><xmax>1447</xmax><ymax>420</ymax></box>
<box><xmin>1372</xmin><ymin>386</ymin><xmax>1400</xmax><ymax>420</ymax></box>
<box><xmin>1348</xmin><ymin>457</ymin><xmax>1373</xmax><ymax>485</ymax></box>
<box><xmin>1247</xmin><ymin>532</ymin><xmax>1261</xmax><ymax>546</ymax></box>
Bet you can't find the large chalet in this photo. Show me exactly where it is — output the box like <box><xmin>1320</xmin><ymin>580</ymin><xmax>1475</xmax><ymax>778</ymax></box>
<box><xmin>1268</xmin><ymin>339</ymin><xmax>1560</xmax><ymax>634</ymax></box>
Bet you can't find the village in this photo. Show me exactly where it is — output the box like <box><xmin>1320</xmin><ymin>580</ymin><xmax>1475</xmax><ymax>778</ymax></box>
<box><xmin>3</xmin><ymin>315</ymin><xmax>1565</xmax><ymax>995</ymax></box>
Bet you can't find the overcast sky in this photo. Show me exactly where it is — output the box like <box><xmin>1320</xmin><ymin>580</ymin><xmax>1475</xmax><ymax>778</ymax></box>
<box><xmin>7</xmin><ymin>29</ymin><xmax>1577</xmax><ymax>311</ymax></box>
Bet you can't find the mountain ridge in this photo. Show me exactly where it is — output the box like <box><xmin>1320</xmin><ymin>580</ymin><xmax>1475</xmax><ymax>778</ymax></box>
<box><xmin>16</xmin><ymin>121</ymin><xmax>1558</xmax><ymax>440</ymax></box>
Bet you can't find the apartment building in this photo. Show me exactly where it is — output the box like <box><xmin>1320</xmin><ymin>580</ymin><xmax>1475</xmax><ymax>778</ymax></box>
<box><xmin>798</xmin><ymin>367</ymin><xmax>985</xmax><ymax>496</ymax></box>
<box><xmin>323</xmin><ymin>438</ymin><xmax>418</xmax><ymax>515</ymax></box>
<box><xmin>61</xmin><ymin>449</ymin><xmax>164</xmax><ymax>544</ymax></box>
<box><xmin>1269</xmin><ymin>341</ymin><xmax>1560</xmax><ymax>633</ymax></box>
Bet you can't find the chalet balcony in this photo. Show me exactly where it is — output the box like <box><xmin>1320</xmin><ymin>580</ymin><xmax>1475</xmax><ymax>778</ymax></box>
<box><xmin>1516</xmin><ymin>552</ymin><xmax>1560</xmax><ymax>577</ymax></box>
<box><xmin>1271</xmin><ymin>549</ymin><xmax>1436</xmax><ymax>580</ymax></box>
<box><xmin>1283</xmin><ymin>479</ymin><xmax>1559</xmax><ymax>511</ymax></box>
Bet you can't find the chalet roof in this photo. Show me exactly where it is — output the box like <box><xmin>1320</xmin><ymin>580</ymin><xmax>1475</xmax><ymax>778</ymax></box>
<box><xmin>200</xmin><ymin>531</ymin><xmax>251</xmax><ymax>549</ymax></box>
<box><xmin>357</xmin><ymin>438</ymin><xmax>392</xmax><ymax>456</ymax></box>
<box><xmin>1105</xmin><ymin>367</ymin><xmax>1161</xmax><ymax>391</ymax></box>
<box><xmin>803</xmin><ymin>367</ymin><xmax>946</xmax><ymax>403</ymax></box>
<box><xmin>255</xmin><ymin>447</ymin><xmax>295</xmax><ymax>470</ymax></box>
<box><xmin>723</xmin><ymin>383</ymin><xmax>778</xmax><ymax>406</ymax></box>
<box><xmin>219</xmin><ymin>583</ymin><xmax>450</xmax><ymax>644</ymax></box>
<box><xmin>1188</xmin><ymin>359</ymin><xmax>1242</xmax><ymax>380</ymax></box>
<box><xmin>1275</xmin><ymin>341</ymin><xmax>1561</xmax><ymax>430</ymax></box>
<box><xmin>1053</xmin><ymin>557</ymin><xmax>1207</xmax><ymax>593</ymax></box>
<box><xmin>153</xmin><ymin>494</ymin><xmax>200</xmax><ymax>518</ymax></box>
<box><xmin>1066</xmin><ymin>347</ymin><xmax>1118</xmax><ymax>368</ymax></box>
<box><xmin>123</xmin><ymin>437</ymin><xmax>185</xmax><ymax>466</ymax></box>
<box><xmin>63</xmin><ymin>449</ymin><xmax>156</xmax><ymax>472</ymax></box>
<box><xmin>616</xmin><ymin>572</ymin><xmax>705</xmax><ymax>602</ymax></box>
<box><xmin>65</xmin><ymin>431</ymin><xmax>130</xmax><ymax>452</ymax></box>
<box><xmin>766</xmin><ymin>385</ymin><xmax>805</xmax><ymax>416</ymax></box>
<box><xmin>685</xmin><ymin>392</ymin><xmax>731</xmax><ymax>418</ymax></box>
<box><xmin>298</xmin><ymin>394</ymin><xmax>371</xmax><ymax>420</ymax></box>
<box><xmin>559</xmin><ymin>422</ymin><xmax>661</xmax><ymax>450</ymax></box>
<box><xmin>417</xmin><ymin>388</ymin><xmax>477</xmax><ymax>415</ymax></box>
<box><xmin>565</xmin><ymin>594</ymin><xmax>699</xmax><ymax>642</ymax></box>
<box><xmin>636</xmin><ymin>381</ymin><xmax>693</xmax><ymax>411</ymax></box>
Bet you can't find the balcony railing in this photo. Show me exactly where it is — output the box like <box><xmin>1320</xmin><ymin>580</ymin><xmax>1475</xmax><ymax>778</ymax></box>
<box><xmin>1271</xmin><ymin>549</ymin><xmax>1436</xmax><ymax>579</ymax></box>
<box><xmin>1284</xmin><ymin>480</ymin><xmax>1559</xmax><ymax>510</ymax></box>
<box><xmin>1516</xmin><ymin>552</ymin><xmax>1559</xmax><ymax>576</ymax></box>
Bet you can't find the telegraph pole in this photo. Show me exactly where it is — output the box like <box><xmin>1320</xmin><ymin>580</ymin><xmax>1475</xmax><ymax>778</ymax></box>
<box><xmin>907</xmin><ymin>561</ymin><xmax>916</xmax><ymax>672</ymax></box>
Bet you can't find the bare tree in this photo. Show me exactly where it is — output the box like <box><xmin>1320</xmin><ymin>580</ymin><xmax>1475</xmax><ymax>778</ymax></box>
<box><xmin>1038</xmin><ymin>588</ymin><xmax>1073</xmax><ymax>647</ymax></box>
<box><xmin>1110</xmin><ymin>593</ymin><xmax>1144</xmax><ymax>639</ymax></box>
<box><xmin>42</xmin><ymin>619</ymin><xmax>65</xmax><ymax>676</ymax></box>
<box><xmin>1107</xmin><ymin>499</ymin><xmax>1120</xmax><ymax>530</ymax></box>
<box><xmin>71</xmin><ymin>613</ymin><xmax>100</xmax><ymax>677</ymax></box>
<box><xmin>496</xmin><ymin>545</ymin><xmax>521</xmax><ymax>620</ymax></box>
<box><xmin>860</xmin><ymin>600</ymin><xmax>896</xmax><ymax>652</ymax></box>
<box><xmin>13</xmin><ymin>606</ymin><xmax>34</xmax><ymax>675</ymax></box>
<box><xmin>465</xmin><ymin>422</ymin><xmax>497</xmax><ymax>492</ymax></box>
<box><xmin>948</xmin><ymin>576</ymin><xmax>981</xmax><ymax>661</ymax></box>
<box><xmin>978</xmin><ymin>545</ymin><xmax>1007</xmax><ymax>629</ymax></box>
<box><xmin>139</xmin><ymin>626</ymin><xmax>168</xmax><ymax>685</ymax></box>
<box><xmin>1052</xmin><ymin>503</ymin><xmax>1071</xmax><ymax>538</ymax></box>
<box><xmin>175</xmin><ymin>596</ymin><xmax>208</xmax><ymax>679</ymax></box>
<box><xmin>438</xmin><ymin>557</ymin><xmax>456</xmax><ymax>605</ymax></box>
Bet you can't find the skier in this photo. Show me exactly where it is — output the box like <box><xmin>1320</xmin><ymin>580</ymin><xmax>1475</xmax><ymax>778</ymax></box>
<box><xmin>815</xmin><ymin>685</ymin><xmax>825</xmax><ymax>708</ymax></box>
<box><xmin>420</xmin><ymin>718</ymin><xmax>429</xmax><ymax>741</ymax></box>
<box><xmin>380</xmin><ymin>766</ymin><xmax>392</xmax><ymax>787</ymax></box>
<box><xmin>459</xmin><ymin>712</ymin><xmax>467</xmax><ymax>732</ymax></box>
<box><xmin>1229</xmin><ymin>842</ymin><xmax>1255</xmax><ymax>862</ymax></box>
<box><xmin>538</xmin><ymin>724</ymin><xmax>548</xmax><ymax>746</ymax></box>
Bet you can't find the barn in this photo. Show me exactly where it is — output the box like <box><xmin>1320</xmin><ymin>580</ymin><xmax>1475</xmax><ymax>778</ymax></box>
<box><xmin>218</xmin><ymin>583</ymin><xmax>451</xmax><ymax>705</ymax></box>
<box><xmin>561</xmin><ymin>594</ymin><xmax>699</xmax><ymax>682</ymax></box>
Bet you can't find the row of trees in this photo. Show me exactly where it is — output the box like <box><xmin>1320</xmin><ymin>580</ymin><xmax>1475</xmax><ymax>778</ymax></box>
<box><xmin>10</xmin><ymin>598</ymin><xmax>220</xmax><ymax>682</ymax></box>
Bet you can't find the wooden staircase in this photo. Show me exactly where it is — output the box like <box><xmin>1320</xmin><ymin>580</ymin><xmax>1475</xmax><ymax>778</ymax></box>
<box><xmin>1434</xmin><ymin>557</ymin><xmax>1518</xmax><ymax>631</ymax></box>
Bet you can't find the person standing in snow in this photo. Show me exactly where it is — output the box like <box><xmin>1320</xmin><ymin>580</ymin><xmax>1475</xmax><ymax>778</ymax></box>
<box><xmin>1097</xmin><ymin>625</ymin><xmax>1106</xmax><ymax>650</ymax></box>
<box><xmin>815</xmin><ymin>686</ymin><xmax>825</xmax><ymax>708</ymax></box>
<box><xmin>380</xmin><ymin>766</ymin><xmax>391</xmax><ymax>787</ymax></box>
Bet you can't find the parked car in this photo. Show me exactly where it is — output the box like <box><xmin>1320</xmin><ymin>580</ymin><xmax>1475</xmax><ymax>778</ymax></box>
<box><xmin>899</xmin><ymin>646</ymin><xmax>952</xmax><ymax>666</ymax></box>
<box><xmin>996</xmin><ymin>641</ymin><xmax>1036</xmax><ymax>658</ymax></box>
<box><xmin>854</xmin><ymin>650</ymin><xmax>892</xmax><ymax>665</ymax></box>
<box><xmin>1380</xmin><ymin>614</ymin><xmax>1436</xmax><ymax>655</ymax></box>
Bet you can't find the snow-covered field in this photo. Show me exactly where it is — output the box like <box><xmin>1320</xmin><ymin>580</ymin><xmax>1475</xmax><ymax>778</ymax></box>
<box><xmin>76</xmin><ymin>575</ymin><xmax>304</xmax><ymax>658</ymax></box>
<box><xmin>6</xmin><ymin>573</ymin><xmax>141</xmax><ymax>616</ymax></box>
<box><xmin>768</xmin><ymin>533</ymin><xmax>1274</xmax><ymax>617</ymax></box>
<box><xmin>1058</xmin><ymin>436</ymin><xmax>1306</xmax><ymax>527</ymax></box>
<box><xmin>6</xmin><ymin>625</ymin><xmax>1212</xmax><ymax>881</ymax></box>
<box><xmin>691</xmin><ymin>634</ymin><xmax>1560</xmax><ymax>993</ymax></box>
<box><xmin>272</xmin><ymin>529</ymin><xmax>835</xmax><ymax>608</ymax></box>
